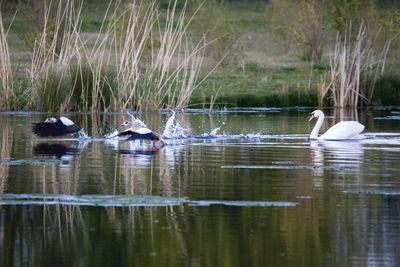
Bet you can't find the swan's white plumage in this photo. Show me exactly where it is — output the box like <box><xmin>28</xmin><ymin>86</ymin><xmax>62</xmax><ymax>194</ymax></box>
<box><xmin>320</xmin><ymin>121</ymin><xmax>365</xmax><ymax>140</ymax></box>
<box><xmin>309</xmin><ymin>110</ymin><xmax>365</xmax><ymax>140</ymax></box>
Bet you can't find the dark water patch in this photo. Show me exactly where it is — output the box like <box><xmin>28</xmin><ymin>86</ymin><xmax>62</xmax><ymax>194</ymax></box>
<box><xmin>189</xmin><ymin>200</ymin><xmax>297</xmax><ymax>207</ymax></box>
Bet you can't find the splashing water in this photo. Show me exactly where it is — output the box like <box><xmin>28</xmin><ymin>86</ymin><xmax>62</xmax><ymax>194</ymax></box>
<box><xmin>104</xmin><ymin>130</ymin><xmax>119</xmax><ymax>139</ymax></box>
<box><xmin>210</xmin><ymin>127</ymin><xmax>220</xmax><ymax>136</ymax></box>
<box><xmin>77</xmin><ymin>129</ymin><xmax>91</xmax><ymax>139</ymax></box>
<box><xmin>104</xmin><ymin>110</ymin><xmax>231</xmax><ymax>142</ymax></box>
<box><xmin>163</xmin><ymin>109</ymin><xmax>187</xmax><ymax>139</ymax></box>
<box><xmin>104</xmin><ymin>111</ymin><xmax>151</xmax><ymax>139</ymax></box>
<box><xmin>126</xmin><ymin>110</ymin><xmax>147</xmax><ymax>128</ymax></box>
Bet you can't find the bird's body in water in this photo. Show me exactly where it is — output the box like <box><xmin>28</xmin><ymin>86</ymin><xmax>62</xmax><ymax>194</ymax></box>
<box><xmin>308</xmin><ymin>110</ymin><xmax>365</xmax><ymax>140</ymax></box>
<box><xmin>32</xmin><ymin>117</ymin><xmax>81</xmax><ymax>137</ymax></box>
<box><xmin>117</xmin><ymin>120</ymin><xmax>165</xmax><ymax>148</ymax></box>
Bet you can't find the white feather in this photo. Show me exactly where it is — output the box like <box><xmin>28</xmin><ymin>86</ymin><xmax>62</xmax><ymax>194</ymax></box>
<box><xmin>135</xmin><ymin>127</ymin><xmax>152</xmax><ymax>134</ymax></box>
<box><xmin>60</xmin><ymin>117</ymin><xmax>75</xmax><ymax>126</ymax></box>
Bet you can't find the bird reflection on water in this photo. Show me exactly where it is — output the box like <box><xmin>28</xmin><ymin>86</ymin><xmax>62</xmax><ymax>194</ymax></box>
<box><xmin>33</xmin><ymin>142</ymin><xmax>88</xmax><ymax>168</ymax></box>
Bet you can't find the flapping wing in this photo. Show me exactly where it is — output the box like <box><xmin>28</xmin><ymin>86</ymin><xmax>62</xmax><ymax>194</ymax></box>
<box><xmin>31</xmin><ymin>122</ymin><xmax>66</xmax><ymax>137</ymax></box>
<box><xmin>118</xmin><ymin>128</ymin><xmax>159</xmax><ymax>141</ymax></box>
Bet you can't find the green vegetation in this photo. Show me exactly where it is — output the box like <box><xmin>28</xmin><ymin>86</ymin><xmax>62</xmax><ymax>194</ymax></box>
<box><xmin>1</xmin><ymin>0</ymin><xmax>210</xmax><ymax>112</ymax></box>
<box><xmin>191</xmin><ymin>63</ymin><xmax>323</xmax><ymax>108</ymax></box>
<box><xmin>0</xmin><ymin>0</ymin><xmax>399</xmax><ymax>112</ymax></box>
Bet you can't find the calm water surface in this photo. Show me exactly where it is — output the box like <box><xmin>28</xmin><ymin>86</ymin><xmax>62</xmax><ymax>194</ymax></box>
<box><xmin>1</xmin><ymin>108</ymin><xmax>400</xmax><ymax>266</ymax></box>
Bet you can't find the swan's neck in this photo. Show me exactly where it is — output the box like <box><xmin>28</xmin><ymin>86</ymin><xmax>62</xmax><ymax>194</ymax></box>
<box><xmin>310</xmin><ymin>114</ymin><xmax>324</xmax><ymax>139</ymax></box>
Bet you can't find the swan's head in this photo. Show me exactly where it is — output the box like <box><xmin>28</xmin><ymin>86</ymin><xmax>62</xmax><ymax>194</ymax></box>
<box><xmin>308</xmin><ymin>110</ymin><xmax>324</xmax><ymax>121</ymax></box>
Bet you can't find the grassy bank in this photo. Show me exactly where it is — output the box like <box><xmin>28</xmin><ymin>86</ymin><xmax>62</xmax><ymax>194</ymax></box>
<box><xmin>191</xmin><ymin>64</ymin><xmax>324</xmax><ymax>108</ymax></box>
<box><xmin>1</xmin><ymin>0</ymin><xmax>399</xmax><ymax>112</ymax></box>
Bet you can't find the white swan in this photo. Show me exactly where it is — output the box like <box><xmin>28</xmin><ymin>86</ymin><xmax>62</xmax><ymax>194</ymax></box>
<box><xmin>308</xmin><ymin>110</ymin><xmax>365</xmax><ymax>140</ymax></box>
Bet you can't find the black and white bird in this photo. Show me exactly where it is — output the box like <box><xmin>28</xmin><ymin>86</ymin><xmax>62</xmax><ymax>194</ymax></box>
<box><xmin>117</xmin><ymin>121</ymin><xmax>160</xmax><ymax>140</ymax></box>
<box><xmin>117</xmin><ymin>120</ymin><xmax>164</xmax><ymax>148</ymax></box>
<box><xmin>32</xmin><ymin>117</ymin><xmax>81</xmax><ymax>137</ymax></box>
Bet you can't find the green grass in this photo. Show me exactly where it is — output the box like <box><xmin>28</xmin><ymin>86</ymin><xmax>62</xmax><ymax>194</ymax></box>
<box><xmin>191</xmin><ymin>64</ymin><xmax>324</xmax><ymax>108</ymax></box>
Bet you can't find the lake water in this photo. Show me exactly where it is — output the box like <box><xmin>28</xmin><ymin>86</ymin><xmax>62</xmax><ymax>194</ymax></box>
<box><xmin>1</xmin><ymin>108</ymin><xmax>400</xmax><ymax>266</ymax></box>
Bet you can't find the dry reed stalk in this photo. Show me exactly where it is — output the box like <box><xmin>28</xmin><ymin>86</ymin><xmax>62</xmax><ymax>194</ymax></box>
<box><xmin>105</xmin><ymin>0</ymin><xmax>210</xmax><ymax>112</ymax></box>
<box><xmin>18</xmin><ymin>0</ymin><xmax>213</xmax><ymax>112</ymax></box>
<box><xmin>77</xmin><ymin>42</ymin><xmax>112</xmax><ymax>112</ymax></box>
<box><xmin>0</xmin><ymin>12</ymin><xmax>14</xmax><ymax>110</ymax></box>
<box><xmin>322</xmin><ymin>23</ymin><xmax>390</xmax><ymax>108</ymax></box>
<box><xmin>113</xmin><ymin>1</ymin><xmax>158</xmax><ymax>111</ymax></box>
<box><xmin>173</xmin><ymin>40</ymin><xmax>207</xmax><ymax>108</ymax></box>
<box><xmin>147</xmin><ymin>0</ymin><xmax>209</xmax><ymax>111</ymax></box>
<box><xmin>28</xmin><ymin>0</ymin><xmax>83</xmax><ymax>112</ymax></box>
<box><xmin>138</xmin><ymin>0</ymin><xmax>188</xmax><ymax>111</ymax></box>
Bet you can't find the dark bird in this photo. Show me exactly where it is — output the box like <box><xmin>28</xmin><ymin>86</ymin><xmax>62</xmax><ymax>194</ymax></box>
<box><xmin>32</xmin><ymin>117</ymin><xmax>81</xmax><ymax>137</ymax></box>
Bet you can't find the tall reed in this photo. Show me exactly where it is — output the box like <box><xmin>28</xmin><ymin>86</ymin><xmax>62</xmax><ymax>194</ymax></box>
<box><xmin>2</xmin><ymin>0</ymin><xmax>211</xmax><ymax>112</ymax></box>
<box><xmin>111</xmin><ymin>1</ymin><xmax>158</xmax><ymax>111</ymax></box>
<box><xmin>148</xmin><ymin>0</ymin><xmax>206</xmax><ymax>110</ymax></box>
<box><xmin>27</xmin><ymin>0</ymin><xmax>83</xmax><ymax>112</ymax></box>
<box><xmin>75</xmin><ymin>0</ymin><xmax>209</xmax><ymax>112</ymax></box>
<box><xmin>0</xmin><ymin>12</ymin><xmax>13</xmax><ymax>110</ymax></box>
<box><xmin>320</xmin><ymin>23</ymin><xmax>390</xmax><ymax>108</ymax></box>
<box><xmin>112</xmin><ymin>0</ymin><xmax>208</xmax><ymax>111</ymax></box>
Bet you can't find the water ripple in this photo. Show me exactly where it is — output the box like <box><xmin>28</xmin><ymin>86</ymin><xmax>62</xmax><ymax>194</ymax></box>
<box><xmin>221</xmin><ymin>165</ymin><xmax>352</xmax><ymax>171</ymax></box>
<box><xmin>0</xmin><ymin>194</ymin><xmax>186</xmax><ymax>206</ymax></box>
<box><xmin>0</xmin><ymin>194</ymin><xmax>297</xmax><ymax>208</ymax></box>
<box><xmin>0</xmin><ymin>159</ymin><xmax>61</xmax><ymax>165</ymax></box>
<box><xmin>343</xmin><ymin>189</ymin><xmax>400</xmax><ymax>196</ymax></box>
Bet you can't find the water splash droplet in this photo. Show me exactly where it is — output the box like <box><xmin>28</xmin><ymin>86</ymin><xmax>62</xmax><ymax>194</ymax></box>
<box><xmin>163</xmin><ymin>110</ymin><xmax>187</xmax><ymax>139</ymax></box>
<box><xmin>77</xmin><ymin>130</ymin><xmax>90</xmax><ymax>139</ymax></box>
<box><xmin>210</xmin><ymin>127</ymin><xmax>220</xmax><ymax>136</ymax></box>
<box><xmin>104</xmin><ymin>130</ymin><xmax>119</xmax><ymax>138</ymax></box>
